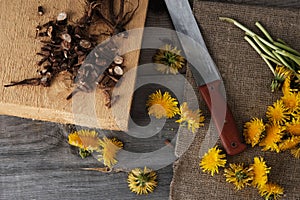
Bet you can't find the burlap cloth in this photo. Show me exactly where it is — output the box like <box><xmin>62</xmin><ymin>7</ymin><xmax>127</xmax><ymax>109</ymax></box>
<box><xmin>170</xmin><ymin>1</ymin><xmax>300</xmax><ymax>200</ymax></box>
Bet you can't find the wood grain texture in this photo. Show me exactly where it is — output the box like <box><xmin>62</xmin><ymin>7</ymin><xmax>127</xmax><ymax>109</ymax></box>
<box><xmin>1</xmin><ymin>0</ymin><xmax>300</xmax><ymax>200</ymax></box>
<box><xmin>0</xmin><ymin>115</ymin><xmax>175</xmax><ymax>200</ymax></box>
<box><xmin>0</xmin><ymin>0</ymin><xmax>148</xmax><ymax>131</ymax></box>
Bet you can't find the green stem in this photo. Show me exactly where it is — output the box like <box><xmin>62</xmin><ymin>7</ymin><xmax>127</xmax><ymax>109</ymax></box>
<box><xmin>244</xmin><ymin>36</ymin><xmax>261</xmax><ymax>53</ymax></box>
<box><xmin>252</xmin><ymin>35</ymin><xmax>278</xmax><ymax>60</ymax></box>
<box><xmin>274</xmin><ymin>51</ymin><xmax>300</xmax><ymax>80</ymax></box>
<box><xmin>219</xmin><ymin>17</ymin><xmax>257</xmax><ymax>36</ymax></box>
<box><xmin>221</xmin><ymin>17</ymin><xmax>300</xmax><ymax>81</ymax></box>
<box><xmin>276</xmin><ymin>39</ymin><xmax>300</xmax><ymax>58</ymax></box>
<box><xmin>276</xmin><ymin>46</ymin><xmax>300</xmax><ymax>60</ymax></box>
<box><xmin>277</xmin><ymin>38</ymin><xmax>287</xmax><ymax>45</ymax></box>
<box><xmin>274</xmin><ymin>42</ymin><xmax>300</xmax><ymax>56</ymax></box>
<box><xmin>257</xmin><ymin>36</ymin><xmax>279</xmax><ymax>51</ymax></box>
<box><xmin>272</xmin><ymin>50</ymin><xmax>295</xmax><ymax>72</ymax></box>
<box><xmin>255</xmin><ymin>21</ymin><xmax>274</xmax><ymax>43</ymax></box>
<box><xmin>220</xmin><ymin>17</ymin><xmax>279</xmax><ymax>50</ymax></box>
<box><xmin>244</xmin><ymin>36</ymin><xmax>275</xmax><ymax>76</ymax></box>
<box><xmin>275</xmin><ymin>49</ymin><xmax>300</xmax><ymax>67</ymax></box>
<box><xmin>262</xmin><ymin>57</ymin><xmax>276</xmax><ymax>76</ymax></box>
<box><xmin>261</xmin><ymin>54</ymin><xmax>283</xmax><ymax>66</ymax></box>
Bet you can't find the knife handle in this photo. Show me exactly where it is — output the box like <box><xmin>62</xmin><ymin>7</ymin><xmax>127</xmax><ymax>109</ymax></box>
<box><xmin>198</xmin><ymin>80</ymin><xmax>246</xmax><ymax>155</ymax></box>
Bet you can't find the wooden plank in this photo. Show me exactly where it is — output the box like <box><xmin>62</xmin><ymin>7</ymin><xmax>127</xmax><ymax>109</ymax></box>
<box><xmin>0</xmin><ymin>115</ymin><xmax>174</xmax><ymax>200</ymax></box>
<box><xmin>0</xmin><ymin>0</ymin><xmax>148</xmax><ymax>131</ymax></box>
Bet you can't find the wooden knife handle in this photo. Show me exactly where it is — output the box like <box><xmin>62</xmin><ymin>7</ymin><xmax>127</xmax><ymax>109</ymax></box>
<box><xmin>199</xmin><ymin>80</ymin><xmax>246</xmax><ymax>155</ymax></box>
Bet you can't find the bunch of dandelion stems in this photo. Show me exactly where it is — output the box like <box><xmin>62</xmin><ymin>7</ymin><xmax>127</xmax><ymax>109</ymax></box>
<box><xmin>219</xmin><ymin>17</ymin><xmax>300</xmax><ymax>84</ymax></box>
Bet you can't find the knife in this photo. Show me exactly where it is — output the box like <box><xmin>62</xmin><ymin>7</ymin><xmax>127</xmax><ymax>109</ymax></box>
<box><xmin>164</xmin><ymin>0</ymin><xmax>246</xmax><ymax>155</ymax></box>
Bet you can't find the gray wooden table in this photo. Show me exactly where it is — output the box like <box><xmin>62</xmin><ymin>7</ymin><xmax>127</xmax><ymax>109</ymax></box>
<box><xmin>1</xmin><ymin>0</ymin><xmax>299</xmax><ymax>200</ymax></box>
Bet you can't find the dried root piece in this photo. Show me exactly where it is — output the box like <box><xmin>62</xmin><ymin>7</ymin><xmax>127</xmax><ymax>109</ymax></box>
<box><xmin>38</xmin><ymin>6</ymin><xmax>44</xmax><ymax>16</ymax></box>
<box><xmin>5</xmin><ymin>0</ymin><xmax>138</xmax><ymax>108</ymax></box>
<box><xmin>93</xmin><ymin>0</ymin><xmax>140</xmax><ymax>35</ymax></box>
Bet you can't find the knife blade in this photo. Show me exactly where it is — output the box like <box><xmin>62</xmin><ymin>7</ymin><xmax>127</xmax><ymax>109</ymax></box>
<box><xmin>164</xmin><ymin>0</ymin><xmax>246</xmax><ymax>155</ymax></box>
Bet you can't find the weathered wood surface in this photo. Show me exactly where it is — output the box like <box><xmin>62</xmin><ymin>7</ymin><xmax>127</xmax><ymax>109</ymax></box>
<box><xmin>1</xmin><ymin>0</ymin><xmax>300</xmax><ymax>200</ymax></box>
<box><xmin>0</xmin><ymin>0</ymin><xmax>148</xmax><ymax>131</ymax></box>
<box><xmin>0</xmin><ymin>115</ymin><xmax>176</xmax><ymax>200</ymax></box>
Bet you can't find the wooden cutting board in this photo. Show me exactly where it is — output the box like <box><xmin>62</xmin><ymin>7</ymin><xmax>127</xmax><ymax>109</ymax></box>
<box><xmin>0</xmin><ymin>0</ymin><xmax>148</xmax><ymax>131</ymax></box>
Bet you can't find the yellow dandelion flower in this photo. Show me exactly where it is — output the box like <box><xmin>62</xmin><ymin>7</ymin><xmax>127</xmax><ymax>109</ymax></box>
<box><xmin>153</xmin><ymin>44</ymin><xmax>186</xmax><ymax>74</ymax></box>
<box><xmin>281</xmin><ymin>91</ymin><xmax>300</xmax><ymax>112</ymax></box>
<box><xmin>259</xmin><ymin>182</ymin><xmax>284</xmax><ymax>200</ymax></box>
<box><xmin>282</xmin><ymin>75</ymin><xmax>291</xmax><ymax>95</ymax></box>
<box><xmin>275</xmin><ymin>66</ymin><xmax>293</xmax><ymax>80</ymax></box>
<box><xmin>146</xmin><ymin>90</ymin><xmax>179</xmax><ymax>119</ymax></box>
<box><xmin>286</xmin><ymin>117</ymin><xmax>300</xmax><ymax>136</ymax></box>
<box><xmin>68</xmin><ymin>130</ymin><xmax>100</xmax><ymax>151</ymax></box>
<box><xmin>243</xmin><ymin>118</ymin><xmax>265</xmax><ymax>147</ymax></box>
<box><xmin>266</xmin><ymin>100</ymin><xmax>289</xmax><ymax>124</ymax></box>
<box><xmin>200</xmin><ymin>146</ymin><xmax>227</xmax><ymax>176</ymax></box>
<box><xmin>259</xmin><ymin>123</ymin><xmax>284</xmax><ymax>152</ymax></box>
<box><xmin>291</xmin><ymin>147</ymin><xmax>300</xmax><ymax>158</ymax></box>
<box><xmin>127</xmin><ymin>167</ymin><xmax>157</xmax><ymax>195</ymax></box>
<box><xmin>175</xmin><ymin>102</ymin><xmax>205</xmax><ymax>133</ymax></box>
<box><xmin>293</xmin><ymin>112</ymin><xmax>300</xmax><ymax>118</ymax></box>
<box><xmin>251</xmin><ymin>157</ymin><xmax>271</xmax><ymax>188</ymax></box>
<box><xmin>224</xmin><ymin>163</ymin><xmax>254</xmax><ymax>190</ymax></box>
<box><xmin>97</xmin><ymin>137</ymin><xmax>123</xmax><ymax>168</ymax></box>
<box><xmin>279</xmin><ymin>136</ymin><xmax>300</xmax><ymax>151</ymax></box>
<box><xmin>272</xmin><ymin>65</ymin><xmax>293</xmax><ymax>92</ymax></box>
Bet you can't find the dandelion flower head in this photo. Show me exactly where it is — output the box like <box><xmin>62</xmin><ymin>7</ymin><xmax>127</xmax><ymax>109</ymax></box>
<box><xmin>200</xmin><ymin>146</ymin><xmax>227</xmax><ymax>176</ymax></box>
<box><xmin>291</xmin><ymin>147</ymin><xmax>300</xmax><ymax>159</ymax></box>
<box><xmin>281</xmin><ymin>91</ymin><xmax>300</xmax><ymax>112</ymax></box>
<box><xmin>286</xmin><ymin>117</ymin><xmax>300</xmax><ymax>136</ymax></box>
<box><xmin>272</xmin><ymin>66</ymin><xmax>293</xmax><ymax>92</ymax></box>
<box><xmin>68</xmin><ymin>130</ymin><xmax>100</xmax><ymax>151</ymax></box>
<box><xmin>251</xmin><ymin>157</ymin><xmax>271</xmax><ymax>188</ymax></box>
<box><xmin>259</xmin><ymin>123</ymin><xmax>284</xmax><ymax>152</ymax></box>
<box><xmin>266</xmin><ymin>100</ymin><xmax>289</xmax><ymax>124</ymax></box>
<box><xmin>127</xmin><ymin>167</ymin><xmax>158</xmax><ymax>195</ymax></box>
<box><xmin>282</xmin><ymin>75</ymin><xmax>291</xmax><ymax>95</ymax></box>
<box><xmin>224</xmin><ymin>163</ymin><xmax>254</xmax><ymax>190</ymax></box>
<box><xmin>176</xmin><ymin>102</ymin><xmax>205</xmax><ymax>133</ymax></box>
<box><xmin>259</xmin><ymin>182</ymin><xmax>284</xmax><ymax>200</ymax></box>
<box><xmin>153</xmin><ymin>44</ymin><xmax>185</xmax><ymax>74</ymax></box>
<box><xmin>146</xmin><ymin>90</ymin><xmax>179</xmax><ymax>119</ymax></box>
<box><xmin>243</xmin><ymin>118</ymin><xmax>265</xmax><ymax>147</ymax></box>
<box><xmin>279</xmin><ymin>136</ymin><xmax>300</xmax><ymax>151</ymax></box>
<box><xmin>97</xmin><ymin>137</ymin><xmax>123</xmax><ymax>168</ymax></box>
